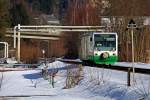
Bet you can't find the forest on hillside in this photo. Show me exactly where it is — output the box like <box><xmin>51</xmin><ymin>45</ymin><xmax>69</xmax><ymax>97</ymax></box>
<box><xmin>0</xmin><ymin>0</ymin><xmax>150</xmax><ymax>63</ymax></box>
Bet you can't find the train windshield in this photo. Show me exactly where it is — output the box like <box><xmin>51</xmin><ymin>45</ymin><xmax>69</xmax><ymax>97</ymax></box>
<box><xmin>94</xmin><ymin>34</ymin><xmax>116</xmax><ymax>51</ymax></box>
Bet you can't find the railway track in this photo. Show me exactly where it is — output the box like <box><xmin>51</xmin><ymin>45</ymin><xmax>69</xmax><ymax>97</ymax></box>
<box><xmin>93</xmin><ymin>64</ymin><xmax>150</xmax><ymax>75</ymax></box>
<box><xmin>58</xmin><ymin>59</ymin><xmax>150</xmax><ymax>75</ymax></box>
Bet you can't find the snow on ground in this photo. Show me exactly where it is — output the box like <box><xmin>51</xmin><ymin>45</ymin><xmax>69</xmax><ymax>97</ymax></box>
<box><xmin>0</xmin><ymin>61</ymin><xmax>150</xmax><ymax>100</ymax></box>
<box><xmin>114</xmin><ymin>62</ymin><xmax>150</xmax><ymax>69</ymax></box>
<box><xmin>0</xmin><ymin>70</ymin><xmax>58</xmax><ymax>96</ymax></box>
<box><xmin>0</xmin><ymin>67</ymin><xmax>30</xmax><ymax>71</ymax></box>
<box><xmin>57</xmin><ymin>58</ymin><xmax>82</xmax><ymax>63</ymax></box>
<box><xmin>6</xmin><ymin>58</ymin><xmax>18</xmax><ymax>64</ymax></box>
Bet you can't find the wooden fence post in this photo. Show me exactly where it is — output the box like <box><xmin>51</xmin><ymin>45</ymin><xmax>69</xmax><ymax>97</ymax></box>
<box><xmin>127</xmin><ymin>68</ymin><xmax>131</xmax><ymax>86</ymax></box>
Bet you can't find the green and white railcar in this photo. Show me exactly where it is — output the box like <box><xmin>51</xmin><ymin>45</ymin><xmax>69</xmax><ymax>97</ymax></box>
<box><xmin>81</xmin><ymin>32</ymin><xmax>118</xmax><ymax>64</ymax></box>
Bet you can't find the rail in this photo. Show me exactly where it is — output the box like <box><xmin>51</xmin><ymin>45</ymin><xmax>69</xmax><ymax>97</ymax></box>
<box><xmin>58</xmin><ymin>59</ymin><xmax>150</xmax><ymax>74</ymax></box>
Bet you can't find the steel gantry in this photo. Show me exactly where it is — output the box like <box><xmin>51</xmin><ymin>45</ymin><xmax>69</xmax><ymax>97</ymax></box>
<box><xmin>9</xmin><ymin>24</ymin><xmax>104</xmax><ymax>62</ymax></box>
<box><xmin>0</xmin><ymin>42</ymin><xmax>9</xmax><ymax>58</ymax></box>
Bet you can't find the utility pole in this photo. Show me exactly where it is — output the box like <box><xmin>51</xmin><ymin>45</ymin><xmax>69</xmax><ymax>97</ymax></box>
<box><xmin>17</xmin><ymin>24</ymin><xmax>21</xmax><ymax>63</ymax></box>
<box><xmin>5</xmin><ymin>43</ymin><xmax>9</xmax><ymax>58</ymax></box>
<box><xmin>0</xmin><ymin>42</ymin><xmax>9</xmax><ymax>58</ymax></box>
<box><xmin>127</xmin><ymin>19</ymin><xmax>137</xmax><ymax>85</ymax></box>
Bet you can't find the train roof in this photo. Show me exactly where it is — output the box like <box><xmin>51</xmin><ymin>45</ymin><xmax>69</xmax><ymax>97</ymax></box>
<box><xmin>93</xmin><ymin>32</ymin><xmax>117</xmax><ymax>35</ymax></box>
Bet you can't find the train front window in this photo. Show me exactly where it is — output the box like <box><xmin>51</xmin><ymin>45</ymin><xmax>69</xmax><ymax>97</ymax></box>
<box><xmin>94</xmin><ymin>34</ymin><xmax>116</xmax><ymax>51</ymax></box>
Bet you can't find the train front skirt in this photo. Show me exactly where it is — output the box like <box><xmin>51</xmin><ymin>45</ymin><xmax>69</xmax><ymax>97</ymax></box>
<box><xmin>88</xmin><ymin>55</ymin><xmax>118</xmax><ymax>65</ymax></box>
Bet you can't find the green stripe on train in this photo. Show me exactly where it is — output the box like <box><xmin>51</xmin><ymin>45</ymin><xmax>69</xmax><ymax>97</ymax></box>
<box><xmin>88</xmin><ymin>55</ymin><xmax>118</xmax><ymax>64</ymax></box>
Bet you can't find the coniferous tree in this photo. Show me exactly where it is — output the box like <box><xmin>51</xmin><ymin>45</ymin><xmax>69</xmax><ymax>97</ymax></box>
<box><xmin>31</xmin><ymin>0</ymin><xmax>53</xmax><ymax>14</ymax></box>
<box><xmin>0</xmin><ymin>0</ymin><xmax>10</xmax><ymax>40</ymax></box>
<box><xmin>10</xmin><ymin>0</ymin><xmax>32</xmax><ymax>26</ymax></box>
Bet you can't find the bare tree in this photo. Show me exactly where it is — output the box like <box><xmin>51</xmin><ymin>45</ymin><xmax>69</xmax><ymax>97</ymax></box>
<box><xmin>63</xmin><ymin>0</ymin><xmax>100</xmax><ymax>59</ymax></box>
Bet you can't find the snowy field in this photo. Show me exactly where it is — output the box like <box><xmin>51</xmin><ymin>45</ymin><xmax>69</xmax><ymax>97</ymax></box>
<box><xmin>0</xmin><ymin>61</ymin><xmax>150</xmax><ymax>100</ymax></box>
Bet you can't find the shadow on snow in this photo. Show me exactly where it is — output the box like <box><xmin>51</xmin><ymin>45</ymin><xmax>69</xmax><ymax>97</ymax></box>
<box><xmin>23</xmin><ymin>65</ymin><xmax>77</xmax><ymax>80</ymax></box>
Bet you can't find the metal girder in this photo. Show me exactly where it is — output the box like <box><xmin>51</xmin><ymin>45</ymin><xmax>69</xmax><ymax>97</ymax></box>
<box><xmin>13</xmin><ymin>25</ymin><xmax>104</xmax><ymax>48</ymax></box>
<box><xmin>19</xmin><ymin>29</ymin><xmax>103</xmax><ymax>32</ymax></box>
<box><xmin>13</xmin><ymin>24</ymin><xmax>105</xmax><ymax>62</ymax></box>
<box><xmin>18</xmin><ymin>25</ymin><xmax>105</xmax><ymax>28</ymax></box>
<box><xmin>6</xmin><ymin>35</ymin><xmax>59</xmax><ymax>40</ymax></box>
<box><xmin>6</xmin><ymin>32</ymin><xmax>60</xmax><ymax>36</ymax></box>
